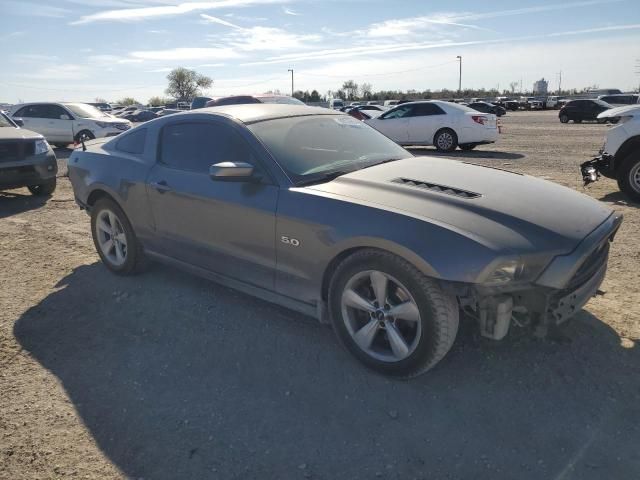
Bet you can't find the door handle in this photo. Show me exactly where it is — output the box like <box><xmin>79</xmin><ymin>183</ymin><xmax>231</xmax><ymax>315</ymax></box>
<box><xmin>150</xmin><ymin>180</ymin><xmax>171</xmax><ymax>193</ymax></box>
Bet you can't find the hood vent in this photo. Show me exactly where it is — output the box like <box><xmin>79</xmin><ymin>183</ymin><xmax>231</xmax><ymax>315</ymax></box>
<box><xmin>391</xmin><ymin>177</ymin><xmax>481</xmax><ymax>199</ymax></box>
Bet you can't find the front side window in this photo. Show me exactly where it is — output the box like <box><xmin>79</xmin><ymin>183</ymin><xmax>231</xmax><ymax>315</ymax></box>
<box><xmin>408</xmin><ymin>104</ymin><xmax>445</xmax><ymax>116</ymax></box>
<box><xmin>380</xmin><ymin>105</ymin><xmax>413</xmax><ymax>119</ymax></box>
<box><xmin>248</xmin><ymin>114</ymin><xmax>409</xmax><ymax>184</ymax></box>
<box><xmin>64</xmin><ymin>103</ymin><xmax>109</xmax><ymax>119</ymax></box>
<box><xmin>160</xmin><ymin>122</ymin><xmax>253</xmax><ymax>173</ymax></box>
<box><xmin>43</xmin><ymin>105</ymin><xmax>70</xmax><ymax>119</ymax></box>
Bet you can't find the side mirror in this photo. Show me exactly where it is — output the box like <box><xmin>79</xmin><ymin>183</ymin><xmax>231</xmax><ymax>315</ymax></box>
<box><xmin>13</xmin><ymin>118</ymin><xmax>24</xmax><ymax>127</ymax></box>
<box><xmin>60</xmin><ymin>114</ymin><xmax>71</xmax><ymax>120</ymax></box>
<box><xmin>209</xmin><ymin>162</ymin><xmax>255</xmax><ymax>181</ymax></box>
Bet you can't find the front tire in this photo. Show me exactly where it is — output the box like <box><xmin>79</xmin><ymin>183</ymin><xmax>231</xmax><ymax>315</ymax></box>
<box><xmin>329</xmin><ymin>249</ymin><xmax>459</xmax><ymax>378</ymax></box>
<box><xmin>75</xmin><ymin>130</ymin><xmax>95</xmax><ymax>143</ymax></box>
<box><xmin>617</xmin><ymin>153</ymin><xmax>640</xmax><ymax>202</ymax></box>
<box><xmin>434</xmin><ymin>128</ymin><xmax>458</xmax><ymax>153</ymax></box>
<box><xmin>28</xmin><ymin>178</ymin><xmax>56</xmax><ymax>196</ymax></box>
<box><xmin>559</xmin><ymin>114</ymin><xmax>569</xmax><ymax>123</ymax></box>
<box><xmin>91</xmin><ymin>197</ymin><xmax>145</xmax><ymax>275</ymax></box>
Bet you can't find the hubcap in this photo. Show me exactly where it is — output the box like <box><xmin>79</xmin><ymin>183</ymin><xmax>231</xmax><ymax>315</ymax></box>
<box><xmin>341</xmin><ymin>270</ymin><xmax>422</xmax><ymax>362</ymax></box>
<box><xmin>96</xmin><ymin>209</ymin><xmax>128</xmax><ymax>266</ymax></box>
<box><xmin>437</xmin><ymin>132</ymin><xmax>453</xmax><ymax>150</ymax></box>
<box><xmin>630</xmin><ymin>162</ymin><xmax>640</xmax><ymax>193</ymax></box>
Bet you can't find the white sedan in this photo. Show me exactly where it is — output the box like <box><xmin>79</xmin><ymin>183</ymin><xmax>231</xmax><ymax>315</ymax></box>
<box><xmin>365</xmin><ymin>100</ymin><xmax>498</xmax><ymax>152</ymax></box>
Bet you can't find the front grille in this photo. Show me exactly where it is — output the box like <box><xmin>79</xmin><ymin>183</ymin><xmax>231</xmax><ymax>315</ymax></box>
<box><xmin>0</xmin><ymin>141</ymin><xmax>35</xmax><ymax>163</ymax></box>
<box><xmin>391</xmin><ymin>177</ymin><xmax>481</xmax><ymax>199</ymax></box>
<box><xmin>566</xmin><ymin>240</ymin><xmax>610</xmax><ymax>291</ymax></box>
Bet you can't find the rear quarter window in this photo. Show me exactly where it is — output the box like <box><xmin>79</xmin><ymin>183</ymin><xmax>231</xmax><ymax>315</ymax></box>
<box><xmin>115</xmin><ymin>128</ymin><xmax>147</xmax><ymax>155</ymax></box>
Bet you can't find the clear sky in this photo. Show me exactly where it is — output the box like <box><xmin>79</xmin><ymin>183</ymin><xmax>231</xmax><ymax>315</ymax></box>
<box><xmin>1</xmin><ymin>0</ymin><xmax>639</xmax><ymax>103</ymax></box>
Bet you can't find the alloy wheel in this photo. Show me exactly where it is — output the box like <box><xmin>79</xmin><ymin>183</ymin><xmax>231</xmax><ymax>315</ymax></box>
<box><xmin>630</xmin><ymin>162</ymin><xmax>640</xmax><ymax>193</ymax></box>
<box><xmin>436</xmin><ymin>132</ymin><xmax>454</xmax><ymax>151</ymax></box>
<box><xmin>96</xmin><ymin>209</ymin><xmax>128</xmax><ymax>266</ymax></box>
<box><xmin>340</xmin><ymin>270</ymin><xmax>422</xmax><ymax>362</ymax></box>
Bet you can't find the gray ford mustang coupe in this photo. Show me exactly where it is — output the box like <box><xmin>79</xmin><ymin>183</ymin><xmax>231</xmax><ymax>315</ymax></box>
<box><xmin>68</xmin><ymin>104</ymin><xmax>622</xmax><ymax>377</ymax></box>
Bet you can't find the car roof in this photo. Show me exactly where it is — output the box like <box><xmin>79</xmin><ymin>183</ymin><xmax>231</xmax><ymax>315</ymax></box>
<box><xmin>197</xmin><ymin>104</ymin><xmax>340</xmax><ymax>124</ymax></box>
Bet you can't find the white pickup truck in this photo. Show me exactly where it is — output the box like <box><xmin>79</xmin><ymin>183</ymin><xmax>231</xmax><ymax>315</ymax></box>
<box><xmin>581</xmin><ymin>104</ymin><xmax>640</xmax><ymax>201</ymax></box>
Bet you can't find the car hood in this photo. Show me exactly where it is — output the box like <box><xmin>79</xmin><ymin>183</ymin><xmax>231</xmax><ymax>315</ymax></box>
<box><xmin>598</xmin><ymin>104</ymin><xmax>640</xmax><ymax>119</ymax></box>
<box><xmin>304</xmin><ymin>157</ymin><xmax>613</xmax><ymax>254</ymax></box>
<box><xmin>0</xmin><ymin>127</ymin><xmax>43</xmax><ymax>140</ymax></box>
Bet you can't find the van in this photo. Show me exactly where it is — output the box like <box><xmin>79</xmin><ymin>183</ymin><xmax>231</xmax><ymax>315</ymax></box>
<box><xmin>329</xmin><ymin>98</ymin><xmax>345</xmax><ymax>110</ymax></box>
<box><xmin>383</xmin><ymin>100</ymin><xmax>399</xmax><ymax>107</ymax></box>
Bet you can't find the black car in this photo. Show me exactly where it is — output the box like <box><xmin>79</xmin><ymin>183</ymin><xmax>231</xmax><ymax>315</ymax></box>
<box><xmin>467</xmin><ymin>101</ymin><xmax>506</xmax><ymax>117</ymax></box>
<box><xmin>190</xmin><ymin>97</ymin><xmax>213</xmax><ymax>109</ymax></box>
<box><xmin>123</xmin><ymin>110</ymin><xmax>158</xmax><ymax>123</ymax></box>
<box><xmin>559</xmin><ymin>99</ymin><xmax>613</xmax><ymax>123</ymax></box>
<box><xmin>0</xmin><ymin>111</ymin><xmax>57</xmax><ymax>196</ymax></box>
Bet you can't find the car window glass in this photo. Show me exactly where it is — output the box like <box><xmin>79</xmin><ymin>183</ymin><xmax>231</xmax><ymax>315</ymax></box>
<box><xmin>381</xmin><ymin>105</ymin><xmax>413</xmax><ymax>119</ymax></box>
<box><xmin>45</xmin><ymin>105</ymin><xmax>69</xmax><ymax>119</ymax></box>
<box><xmin>409</xmin><ymin>103</ymin><xmax>445</xmax><ymax>117</ymax></box>
<box><xmin>116</xmin><ymin>128</ymin><xmax>147</xmax><ymax>155</ymax></box>
<box><xmin>160</xmin><ymin>122</ymin><xmax>254</xmax><ymax>173</ymax></box>
<box><xmin>13</xmin><ymin>106</ymin><xmax>31</xmax><ymax>117</ymax></box>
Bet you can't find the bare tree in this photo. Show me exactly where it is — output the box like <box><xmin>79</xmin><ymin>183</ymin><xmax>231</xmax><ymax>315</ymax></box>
<box><xmin>360</xmin><ymin>82</ymin><xmax>373</xmax><ymax>99</ymax></box>
<box><xmin>509</xmin><ymin>81</ymin><xmax>519</xmax><ymax>94</ymax></box>
<box><xmin>342</xmin><ymin>80</ymin><xmax>358</xmax><ymax>100</ymax></box>
<box><xmin>165</xmin><ymin>67</ymin><xmax>213</xmax><ymax>101</ymax></box>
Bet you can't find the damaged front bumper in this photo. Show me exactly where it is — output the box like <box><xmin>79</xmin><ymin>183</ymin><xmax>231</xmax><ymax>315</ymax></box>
<box><xmin>581</xmin><ymin>152</ymin><xmax>615</xmax><ymax>185</ymax></box>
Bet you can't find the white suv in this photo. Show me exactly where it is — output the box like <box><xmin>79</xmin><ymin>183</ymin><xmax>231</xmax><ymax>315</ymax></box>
<box><xmin>9</xmin><ymin>102</ymin><xmax>131</xmax><ymax>147</ymax></box>
<box><xmin>581</xmin><ymin>104</ymin><xmax>640</xmax><ymax>201</ymax></box>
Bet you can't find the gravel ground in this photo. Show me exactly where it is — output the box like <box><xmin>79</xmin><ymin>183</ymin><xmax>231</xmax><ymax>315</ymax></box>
<box><xmin>1</xmin><ymin>110</ymin><xmax>638</xmax><ymax>480</ymax></box>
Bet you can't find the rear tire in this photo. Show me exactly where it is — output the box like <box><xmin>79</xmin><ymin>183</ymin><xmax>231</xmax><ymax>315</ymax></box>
<box><xmin>75</xmin><ymin>130</ymin><xmax>95</xmax><ymax>143</ymax></box>
<box><xmin>91</xmin><ymin>197</ymin><xmax>146</xmax><ymax>275</ymax></box>
<box><xmin>28</xmin><ymin>178</ymin><xmax>56</xmax><ymax>196</ymax></box>
<box><xmin>459</xmin><ymin>144</ymin><xmax>476</xmax><ymax>151</ymax></box>
<box><xmin>328</xmin><ymin>249</ymin><xmax>459</xmax><ymax>378</ymax></box>
<box><xmin>617</xmin><ymin>153</ymin><xmax>640</xmax><ymax>202</ymax></box>
<box><xmin>559</xmin><ymin>114</ymin><xmax>569</xmax><ymax>123</ymax></box>
<box><xmin>434</xmin><ymin>128</ymin><xmax>458</xmax><ymax>153</ymax></box>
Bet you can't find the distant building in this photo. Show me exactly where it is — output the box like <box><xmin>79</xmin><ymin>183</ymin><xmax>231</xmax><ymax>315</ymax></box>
<box><xmin>533</xmin><ymin>78</ymin><xmax>548</xmax><ymax>95</ymax></box>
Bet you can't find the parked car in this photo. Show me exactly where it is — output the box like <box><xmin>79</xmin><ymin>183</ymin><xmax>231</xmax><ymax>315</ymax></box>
<box><xmin>88</xmin><ymin>102</ymin><xmax>112</xmax><ymax>112</ymax></box>
<box><xmin>352</xmin><ymin>105</ymin><xmax>385</xmax><ymax>112</ymax></box>
<box><xmin>383</xmin><ymin>100</ymin><xmax>399</xmax><ymax>107</ymax></box>
<box><xmin>365</xmin><ymin>100</ymin><xmax>498</xmax><ymax>152</ymax></box>
<box><xmin>67</xmin><ymin>104</ymin><xmax>622</xmax><ymax>377</ymax></box>
<box><xmin>581</xmin><ymin>104</ymin><xmax>640</xmax><ymax>201</ymax></box>
<box><xmin>559</xmin><ymin>99</ymin><xmax>613</xmax><ymax>123</ymax></box>
<box><xmin>520</xmin><ymin>97</ymin><xmax>543</xmax><ymax>110</ymax></box>
<box><xmin>329</xmin><ymin>98</ymin><xmax>345</xmax><ymax>110</ymax></box>
<box><xmin>347</xmin><ymin>108</ymin><xmax>383</xmax><ymax>121</ymax></box>
<box><xmin>122</xmin><ymin>110</ymin><xmax>158</xmax><ymax>123</ymax></box>
<box><xmin>191</xmin><ymin>97</ymin><xmax>213</xmax><ymax>110</ymax></box>
<box><xmin>467</xmin><ymin>101</ymin><xmax>506</xmax><ymax>117</ymax></box>
<box><xmin>545</xmin><ymin>96</ymin><xmax>561</xmax><ymax>109</ymax></box>
<box><xmin>114</xmin><ymin>105</ymin><xmax>140</xmax><ymax>117</ymax></box>
<box><xmin>8</xmin><ymin>102</ymin><xmax>131</xmax><ymax>147</ymax></box>
<box><xmin>597</xmin><ymin>94</ymin><xmax>639</xmax><ymax>106</ymax></box>
<box><xmin>206</xmin><ymin>95</ymin><xmax>305</xmax><ymax>108</ymax></box>
<box><xmin>0</xmin><ymin>111</ymin><xmax>57</xmax><ymax>195</ymax></box>
<box><xmin>156</xmin><ymin>109</ymin><xmax>181</xmax><ymax>117</ymax></box>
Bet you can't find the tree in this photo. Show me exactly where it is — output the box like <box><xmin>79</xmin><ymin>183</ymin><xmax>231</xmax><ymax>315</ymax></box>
<box><xmin>148</xmin><ymin>96</ymin><xmax>169</xmax><ymax>107</ymax></box>
<box><xmin>310</xmin><ymin>90</ymin><xmax>321</xmax><ymax>102</ymax></box>
<box><xmin>342</xmin><ymin>80</ymin><xmax>358</xmax><ymax>100</ymax></box>
<box><xmin>165</xmin><ymin>67</ymin><xmax>213</xmax><ymax>102</ymax></box>
<box><xmin>509</xmin><ymin>81</ymin><xmax>518</xmax><ymax>94</ymax></box>
<box><xmin>117</xmin><ymin>97</ymin><xmax>139</xmax><ymax>106</ymax></box>
<box><xmin>360</xmin><ymin>82</ymin><xmax>372</xmax><ymax>99</ymax></box>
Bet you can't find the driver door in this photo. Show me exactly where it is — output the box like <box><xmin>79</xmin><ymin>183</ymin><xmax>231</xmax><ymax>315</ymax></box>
<box><xmin>367</xmin><ymin>105</ymin><xmax>412</xmax><ymax>144</ymax></box>
<box><xmin>145</xmin><ymin>120</ymin><xmax>278</xmax><ymax>290</ymax></box>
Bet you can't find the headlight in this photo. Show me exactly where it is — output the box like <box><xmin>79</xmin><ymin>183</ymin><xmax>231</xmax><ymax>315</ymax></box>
<box><xmin>482</xmin><ymin>256</ymin><xmax>549</xmax><ymax>286</ymax></box>
<box><xmin>34</xmin><ymin>138</ymin><xmax>49</xmax><ymax>155</ymax></box>
<box><xmin>95</xmin><ymin>121</ymin><xmax>112</xmax><ymax>128</ymax></box>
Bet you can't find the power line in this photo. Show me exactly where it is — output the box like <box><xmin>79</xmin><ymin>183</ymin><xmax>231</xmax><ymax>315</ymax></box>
<box><xmin>296</xmin><ymin>60</ymin><xmax>458</xmax><ymax>79</ymax></box>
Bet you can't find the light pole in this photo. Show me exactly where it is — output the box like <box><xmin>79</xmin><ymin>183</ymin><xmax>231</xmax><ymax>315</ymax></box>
<box><xmin>456</xmin><ymin>56</ymin><xmax>462</xmax><ymax>94</ymax></box>
<box><xmin>287</xmin><ymin>69</ymin><xmax>294</xmax><ymax>97</ymax></box>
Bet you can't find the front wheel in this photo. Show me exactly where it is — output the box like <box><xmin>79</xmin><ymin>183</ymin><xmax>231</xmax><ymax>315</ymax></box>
<box><xmin>617</xmin><ymin>154</ymin><xmax>640</xmax><ymax>202</ymax></box>
<box><xmin>559</xmin><ymin>114</ymin><xmax>569</xmax><ymax>123</ymax></box>
<box><xmin>91</xmin><ymin>197</ymin><xmax>145</xmax><ymax>275</ymax></box>
<box><xmin>329</xmin><ymin>249</ymin><xmax>459</xmax><ymax>378</ymax></box>
<box><xmin>75</xmin><ymin>130</ymin><xmax>95</xmax><ymax>143</ymax></box>
<box><xmin>28</xmin><ymin>178</ymin><xmax>56</xmax><ymax>196</ymax></box>
<box><xmin>434</xmin><ymin>129</ymin><xmax>458</xmax><ymax>153</ymax></box>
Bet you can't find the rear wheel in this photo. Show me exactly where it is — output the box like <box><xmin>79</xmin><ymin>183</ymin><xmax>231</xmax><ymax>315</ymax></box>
<box><xmin>75</xmin><ymin>130</ymin><xmax>95</xmax><ymax>143</ymax></box>
<box><xmin>28</xmin><ymin>178</ymin><xmax>56</xmax><ymax>196</ymax></box>
<box><xmin>434</xmin><ymin>128</ymin><xmax>458</xmax><ymax>153</ymax></box>
<box><xmin>459</xmin><ymin>144</ymin><xmax>476</xmax><ymax>151</ymax></box>
<box><xmin>617</xmin><ymin>153</ymin><xmax>640</xmax><ymax>202</ymax></box>
<box><xmin>559</xmin><ymin>114</ymin><xmax>569</xmax><ymax>123</ymax></box>
<box><xmin>329</xmin><ymin>249</ymin><xmax>459</xmax><ymax>378</ymax></box>
<box><xmin>91</xmin><ymin>197</ymin><xmax>145</xmax><ymax>275</ymax></box>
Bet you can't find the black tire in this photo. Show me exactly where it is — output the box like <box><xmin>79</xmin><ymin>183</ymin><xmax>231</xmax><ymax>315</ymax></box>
<box><xmin>459</xmin><ymin>144</ymin><xmax>476</xmax><ymax>151</ymax></box>
<box><xmin>75</xmin><ymin>130</ymin><xmax>95</xmax><ymax>143</ymax></box>
<box><xmin>617</xmin><ymin>153</ymin><xmax>640</xmax><ymax>202</ymax></box>
<box><xmin>328</xmin><ymin>249</ymin><xmax>459</xmax><ymax>378</ymax></box>
<box><xmin>433</xmin><ymin>128</ymin><xmax>458</xmax><ymax>153</ymax></box>
<box><xmin>54</xmin><ymin>143</ymin><xmax>69</xmax><ymax>149</ymax></box>
<box><xmin>559</xmin><ymin>114</ymin><xmax>569</xmax><ymax>123</ymax></box>
<box><xmin>91</xmin><ymin>197</ymin><xmax>146</xmax><ymax>275</ymax></box>
<box><xmin>28</xmin><ymin>178</ymin><xmax>56</xmax><ymax>196</ymax></box>
<box><xmin>597</xmin><ymin>118</ymin><xmax>606</xmax><ymax>124</ymax></box>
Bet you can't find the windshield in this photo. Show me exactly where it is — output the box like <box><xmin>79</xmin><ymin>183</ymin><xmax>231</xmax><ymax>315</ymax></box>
<box><xmin>259</xmin><ymin>96</ymin><xmax>305</xmax><ymax>105</ymax></box>
<box><xmin>594</xmin><ymin>99</ymin><xmax>613</xmax><ymax>108</ymax></box>
<box><xmin>249</xmin><ymin>114</ymin><xmax>410</xmax><ymax>184</ymax></box>
<box><xmin>0</xmin><ymin>112</ymin><xmax>16</xmax><ymax>128</ymax></box>
<box><xmin>64</xmin><ymin>103</ymin><xmax>109</xmax><ymax>119</ymax></box>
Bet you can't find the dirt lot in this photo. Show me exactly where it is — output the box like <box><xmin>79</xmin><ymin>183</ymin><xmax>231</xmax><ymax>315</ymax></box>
<box><xmin>1</xmin><ymin>110</ymin><xmax>638</xmax><ymax>480</ymax></box>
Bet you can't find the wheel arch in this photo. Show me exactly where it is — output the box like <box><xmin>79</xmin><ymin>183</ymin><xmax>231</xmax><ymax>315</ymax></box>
<box><xmin>433</xmin><ymin>126</ymin><xmax>457</xmax><ymax>145</ymax></box>
<box><xmin>613</xmin><ymin>135</ymin><xmax>640</xmax><ymax>171</ymax></box>
<box><xmin>86</xmin><ymin>186</ymin><xmax>124</xmax><ymax>212</ymax></box>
